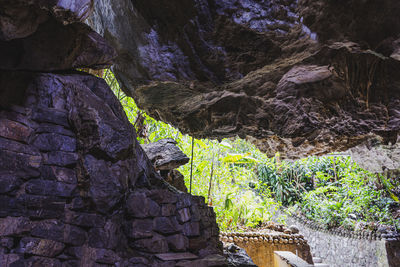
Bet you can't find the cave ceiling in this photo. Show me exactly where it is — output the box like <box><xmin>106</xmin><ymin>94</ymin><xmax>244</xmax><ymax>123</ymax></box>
<box><xmin>88</xmin><ymin>0</ymin><xmax>400</xmax><ymax>160</ymax></box>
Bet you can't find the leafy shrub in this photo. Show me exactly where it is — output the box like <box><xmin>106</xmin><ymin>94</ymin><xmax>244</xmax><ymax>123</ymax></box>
<box><xmin>258</xmin><ymin>155</ymin><xmax>400</xmax><ymax>230</ymax></box>
<box><xmin>257</xmin><ymin>154</ymin><xmax>313</xmax><ymax>206</ymax></box>
<box><xmin>103</xmin><ymin>70</ymin><xmax>283</xmax><ymax>231</ymax></box>
<box><xmin>102</xmin><ymin>69</ymin><xmax>399</xmax><ymax>232</ymax></box>
<box><xmin>299</xmin><ymin>169</ymin><xmax>399</xmax><ymax>229</ymax></box>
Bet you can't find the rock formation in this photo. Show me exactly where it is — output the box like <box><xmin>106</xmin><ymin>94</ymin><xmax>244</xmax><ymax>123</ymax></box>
<box><xmin>89</xmin><ymin>0</ymin><xmax>400</xmax><ymax>160</ymax></box>
<box><xmin>348</xmin><ymin>139</ymin><xmax>400</xmax><ymax>174</ymax></box>
<box><xmin>142</xmin><ymin>138</ymin><xmax>189</xmax><ymax>172</ymax></box>
<box><xmin>1</xmin><ymin>0</ymin><xmax>399</xmax><ymax>265</ymax></box>
<box><xmin>141</xmin><ymin>138</ymin><xmax>189</xmax><ymax>192</ymax></box>
<box><xmin>0</xmin><ymin>1</ymin><xmax>224</xmax><ymax>266</ymax></box>
<box><xmin>223</xmin><ymin>243</ymin><xmax>257</xmax><ymax>267</ymax></box>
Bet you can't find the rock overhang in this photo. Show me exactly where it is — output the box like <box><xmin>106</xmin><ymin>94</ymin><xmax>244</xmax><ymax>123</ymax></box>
<box><xmin>87</xmin><ymin>0</ymin><xmax>400</xmax><ymax>164</ymax></box>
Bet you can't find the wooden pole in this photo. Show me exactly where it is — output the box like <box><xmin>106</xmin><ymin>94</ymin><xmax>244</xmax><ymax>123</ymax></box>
<box><xmin>189</xmin><ymin>136</ymin><xmax>194</xmax><ymax>194</ymax></box>
<box><xmin>207</xmin><ymin>153</ymin><xmax>215</xmax><ymax>205</ymax></box>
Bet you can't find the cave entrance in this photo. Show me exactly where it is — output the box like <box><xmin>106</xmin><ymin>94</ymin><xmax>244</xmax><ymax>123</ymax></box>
<box><xmin>100</xmin><ymin>69</ymin><xmax>400</xmax><ymax>267</ymax></box>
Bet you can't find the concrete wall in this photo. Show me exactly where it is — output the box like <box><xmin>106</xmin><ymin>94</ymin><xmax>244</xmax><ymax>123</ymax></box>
<box><xmin>220</xmin><ymin>231</ymin><xmax>313</xmax><ymax>267</ymax></box>
<box><xmin>284</xmin><ymin>215</ymin><xmax>400</xmax><ymax>267</ymax></box>
<box><xmin>235</xmin><ymin>241</ymin><xmax>312</xmax><ymax>267</ymax></box>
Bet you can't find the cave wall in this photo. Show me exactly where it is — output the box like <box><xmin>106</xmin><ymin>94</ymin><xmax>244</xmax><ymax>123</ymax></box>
<box><xmin>0</xmin><ymin>1</ymin><xmax>223</xmax><ymax>266</ymax></box>
<box><xmin>89</xmin><ymin>0</ymin><xmax>400</xmax><ymax>160</ymax></box>
<box><xmin>348</xmin><ymin>138</ymin><xmax>400</xmax><ymax>174</ymax></box>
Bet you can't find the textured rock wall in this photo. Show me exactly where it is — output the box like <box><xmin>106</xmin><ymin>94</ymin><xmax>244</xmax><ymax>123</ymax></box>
<box><xmin>0</xmin><ymin>74</ymin><xmax>225</xmax><ymax>267</ymax></box>
<box><xmin>347</xmin><ymin>138</ymin><xmax>400</xmax><ymax>173</ymax></box>
<box><xmin>0</xmin><ymin>72</ymin><xmax>222</xmax><ymax>266</ymax></box>
<box><xmin>298</xmin><ymin>0</ymin><xmax>400</xmax><ymax>48</ymax></box>
<box><xmin>88</xmin><ymin>0</ymin><xmax>400</xmax><ymax>159</ymax></box>
<box><xmin>0</xmin><ymin>1</ymin><xmax>224</xmax><ymax>266</ymax></box>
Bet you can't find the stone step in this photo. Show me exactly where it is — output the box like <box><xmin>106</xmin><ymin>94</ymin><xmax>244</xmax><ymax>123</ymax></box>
<box><xmin>313</xmin><ymin>257</ymin><xmax>322</xmax><ymax>263</ymax></box>
<box><xmin>155</xmin><ymin>252</ymin><xmax>198</xmax><ymax>261</ymax></box>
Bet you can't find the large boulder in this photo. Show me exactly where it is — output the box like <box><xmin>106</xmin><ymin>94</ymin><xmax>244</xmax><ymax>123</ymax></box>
<box><xmin>89</xmin><ymin>0</ymin><xmax>400</xmax><ymax>159</ymax></box>
<box><xmin>141</xmin><ymin>138</ymin><xmax>190</xmax><ymax>192</ymax></box>
<box><xmin>141</xmin><ymin>138</ymin><xmax>190</xmax><ymax>171</ymax></box>
<box><xmin>224</xmin><ymin>243</ymin><xmax>257</xmax><ymax>267</ymax></box>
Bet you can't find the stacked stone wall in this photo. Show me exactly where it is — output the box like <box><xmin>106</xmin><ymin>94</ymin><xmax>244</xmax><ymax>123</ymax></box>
<box><xmin>284</xmin><ymin>214</ymin><xmax>400</xmax><ymax>267</ymax></box>
<box><xmin>0</xmin><ymin>71</ymin><xmax>223</xmax><ymax>266</ymax></box>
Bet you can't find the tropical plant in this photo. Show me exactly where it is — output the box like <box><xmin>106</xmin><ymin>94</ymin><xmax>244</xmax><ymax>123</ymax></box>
<box><xmin>101</xmin><ymin>69</ymin><xmax>399</xmax><ymax>232</ymax></box>
<box><xmin>258</xmin><ymin>155</ymin><xmax>400</xmax><ymax>230</ymax></box>
<box><xmin>298</xmin><ymin>168</ymin><xmax>399</xmax><ymax>230</ymax></box>
<box><xmin>257</xmin><ymin>154</ymin><xmax>313</xmax><ymax>206</ymax></box>
<box><xmin>102</xmin><ymin>69</ymin><xmax>283</xmax><ymax>231</ymax></box>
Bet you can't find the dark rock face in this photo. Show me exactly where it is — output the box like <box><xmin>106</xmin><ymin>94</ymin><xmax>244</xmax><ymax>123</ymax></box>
<box><xmin>142</xmin><ymin>138</ymin><xmax>190</xmax><ymax>171</ymax></box>
<box><xmin>0</xmin><ymin>0</ymin><xmax>94</xmax><ymax>41</ymax></box>
<box><xmin>0</xmin><ymin>1</ymin><xmax>224</xmax><ymax>266</ymax></box>
<box><xmin>298</xmin><ymin>0</ymin><xmax>400</xmax><ymax>48</ymax></box>
<box><xmin>89</xmin><ymin>0</ymin><xmax>400</xmax><ymax>159</ymax></box>
<box><xmin>224</xmin><ymin>243</ymin><xmax>257</xmax><ymax>267</ymax></box>
<box><xmin>167</xmin><ymin>169</ymin><xmax>189</xmax><ymax>194</ymax></box>
<box><xmin>0</xmin><ymin>71</ymin><xmax>222</xmax><ymax>266</ymax></box>
<box><xmin>0</xmin><ymin>0</ymin><xmax>116</xmax><ymax>71</ymax></box>
<box><xmin>142</xmin><ymin>138</ymin><xmax>190</xmax><ymax>192</ymax></box>
<box><xmin>89</xmin><ymin>0</ymin><xmax>302</xmax><ymax>90</ymax></box>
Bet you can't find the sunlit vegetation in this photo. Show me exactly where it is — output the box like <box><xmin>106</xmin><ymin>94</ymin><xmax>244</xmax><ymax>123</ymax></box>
<box><xmin>103</xmin><ymin>70</ymin><xmax>284</xmax><ymax>231</ymax></box>
<box><xmin>258</xmin><ymin>156</ymin><xmax>400</xmax><ymax>230</ymax></box>
<box><xmin>103</xmin><ymin>70</ymin><xmax>399</xmax><ymax>232</ymax></box>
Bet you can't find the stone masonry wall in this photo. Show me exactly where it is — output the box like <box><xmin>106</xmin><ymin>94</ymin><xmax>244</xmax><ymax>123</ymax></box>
<box><xmin>0</xmin><ymin>71</ymin><xmax>223</xmax><ymax>266</ymax></box>
<box><xmin>284</xmin><ymin>214</ymin><xmax>400</xmax><ymax>267</ymax></box>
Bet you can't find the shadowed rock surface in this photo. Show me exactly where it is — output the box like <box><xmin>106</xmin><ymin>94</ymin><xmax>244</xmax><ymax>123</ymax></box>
<box><xmin>142</xmin><ymin>138</ymin><xmax>190</xmax><ymax>192</ymax></box>
<box><xmin>142</xmin><ymin>138</ymin><xmax>190</xmax><ymax>171</ymax></box>
<box><xmin>298</xmin><ymin>0</ymin><xmax>400</xmax><ymax>48</ymax></box>
<box><xmin>0</xmin><ymin>1</ymin><xmax>226</xmax><ymax>266</ymax></box>
<box><xmin>0</xmin><ymin>69</ymin><xmax>223</xmax><ymax>267</ymax></box>
<box><xmin>89</xmin><ymin>0</ymin><xmax>400</xmax><ymax>159</ymax></box>
<box><xmin>0</xmin><ymin>0</ymin><xmax>116</xmax><ymax>71</ymax></box>
<box><xmin>1</xmin><ymin>0</ymin><xmax>399</xmax><ymax>265</ymax></box>
<box><xmin>224</xmin><ymin>243</ymin><xmax>257</xmax><ymax>267</ymax></box>
<box><xmin>0</xmin><ymin>0</ymin><xmax>94</xmax><ymax>41</ymax></box>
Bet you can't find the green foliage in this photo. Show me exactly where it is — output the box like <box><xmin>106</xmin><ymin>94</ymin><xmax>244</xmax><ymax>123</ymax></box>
<box><xmin>258</xmin><ymin>155</ymin><xmax>400</xmax><ymax>230</ymax></box>
<box><xmin>257</xmin><ymin>153</ymin><xmax>313</xmax><ymax>206</ymax></box>
<box><xmin>177</xmin><ymin>138</ymin><xmax>286</xmax><ymax>231</ymax></box>
<box><xmin>298</xmin><ymin>168</ymin><xmax>399</xmax><ymax>230</ymax></box>
<box><xmin>103</xmin><ymin>70</ymin><xmax>283</xmax><ymax>232</ymax></box>
<box><xmin>102</xmin><ymin>69</ymin><xmax>399</xmax><ymax>232</ymax></box>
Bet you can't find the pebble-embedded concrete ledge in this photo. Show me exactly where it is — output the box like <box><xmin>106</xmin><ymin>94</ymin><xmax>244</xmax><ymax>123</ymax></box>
<box><xmin>220</xmin><ymin>224</ymin><xmax>313</xmax><ymax>267</ymax></box>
